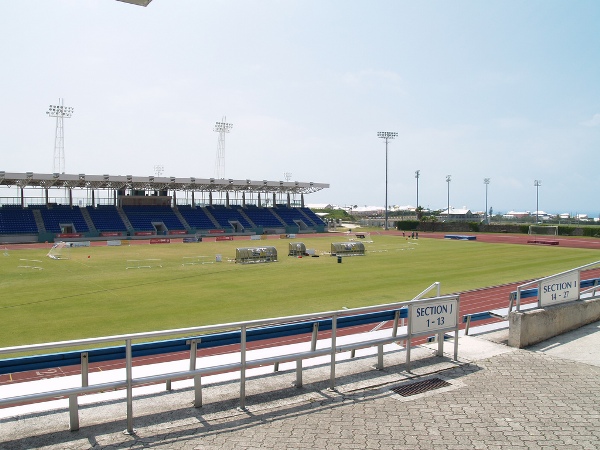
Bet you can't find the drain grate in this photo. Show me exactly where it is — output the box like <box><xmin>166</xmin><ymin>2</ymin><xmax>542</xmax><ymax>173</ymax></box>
<box><xmin>391</xmin><ymin>377</ymin><xmax>451</xmax><ymax>397</ymax></box>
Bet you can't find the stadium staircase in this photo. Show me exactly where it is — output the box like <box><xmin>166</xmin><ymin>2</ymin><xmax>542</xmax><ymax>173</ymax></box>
<box><xmin>268</xmin><ymin>209</ymin><xmax>287</xmax><ymax>227</ymax></box>
<box><xmin>238</xmin><ymin>208</ymin><xmax>257</xmax><ymax>228</ymax></box>
<box><xmin>202</xmin><ymin>208</ymin><xmax>222</xmax><ymax>229</ymax></box>
<box><xmin>31</xmin><ymin>209</ymin><xmax>46</xmax><ymax>233</ymax></box>
<box><xmin>80</xmin><ymin>208</ymin><xmax>97</xmax><ymax>233</ymax></box>
<box><xmin>299</xmin><ymin>208</ymin><xmax>318</xmax><ymax>226</ymax></box>
<box><xmin>116</xmin><ymin>207</ymin><xmax>135</xmax><ymax>234</ymax></box>
<box><xmin>172</xmin><ymin>207</ymin><xmax>192</xmax><ymax>233</ymax></box>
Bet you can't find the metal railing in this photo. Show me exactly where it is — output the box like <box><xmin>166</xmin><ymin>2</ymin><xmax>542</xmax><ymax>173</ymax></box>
<box><xmin>0</xmin><ymin>293</ymin><xmax>459</xmax><ymax>434</ymax></box>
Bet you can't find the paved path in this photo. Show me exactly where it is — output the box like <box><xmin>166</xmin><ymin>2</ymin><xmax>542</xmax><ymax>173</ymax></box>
<box><xmin>2</xmin><ymin>321</ymin><xmax>600</xmax><ymax>449</ymax></box>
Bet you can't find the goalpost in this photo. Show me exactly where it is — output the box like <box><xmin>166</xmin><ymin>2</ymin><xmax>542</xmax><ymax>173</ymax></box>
<box><xmin>47</xmin><ymin>242</ymin><xmax>71</xmax><ymax>260</ymax></box>
<box><xmin>528</xmin><ymin>225</ymin><xmax>558</xmax><ymax>236</ymax></box>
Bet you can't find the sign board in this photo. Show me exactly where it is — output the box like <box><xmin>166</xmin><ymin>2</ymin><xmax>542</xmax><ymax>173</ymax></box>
<box><xmin>539</xmin><ymin>271</ymin><xmax>580</xmax><ymax>307</ymax></box>
<box><xmin>150</xmin><ymin>238</ymin><xmax>170</xmax><ymax>244</ymax></box>
<box><xmin>410</xmin><ymin>297</ymin><xmax>458</xmax><ymax>334</ymax></box>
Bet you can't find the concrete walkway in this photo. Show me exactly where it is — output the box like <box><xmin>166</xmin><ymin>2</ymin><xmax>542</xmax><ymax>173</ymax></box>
<box><xmin>1</xmin><ymin>321</ymin><xmax>600</xmax><ymax>449</ymax></box>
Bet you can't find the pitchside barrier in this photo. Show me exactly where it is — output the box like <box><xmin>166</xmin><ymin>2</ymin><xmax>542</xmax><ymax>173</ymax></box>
<box><xmin>462</xmin><ymin>262</ymin><xmax>600</xmax><ymax>336</ymax></box>
<box><xmin>0</xmin><ymin>284</ymin><xmax>458</xmax><ymax>434</ymax></box>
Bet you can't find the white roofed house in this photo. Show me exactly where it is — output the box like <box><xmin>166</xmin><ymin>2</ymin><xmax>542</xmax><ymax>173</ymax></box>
<box><xmin>439</xmin><ymin>207</ymin><xmax>476</xmax><ymax>222</ymax></box>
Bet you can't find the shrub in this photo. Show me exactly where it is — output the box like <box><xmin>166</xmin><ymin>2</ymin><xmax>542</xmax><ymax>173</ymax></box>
<box><xmin>396</xmin><ymin>220</ymin><xmax>419</xmax><ymax>231</ymax></box>
<box><xmin>468</xmin><ymin>222</ymin><xmax>480</xmax><ymax>232</ymax></box>
<box><xmin>558</xmin><ymin>226</ymin><xmax>576</xmax><ymax>236</ymax></box>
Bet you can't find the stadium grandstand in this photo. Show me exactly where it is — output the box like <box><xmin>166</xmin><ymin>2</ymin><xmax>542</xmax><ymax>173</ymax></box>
<box><xmin>0</xmin><ymin>171</ymin><xmax>329</xmax><ymax>243</ymax></box>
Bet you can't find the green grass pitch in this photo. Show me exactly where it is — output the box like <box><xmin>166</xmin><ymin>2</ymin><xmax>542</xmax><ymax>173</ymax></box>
<box><xmin>0</xmin><ymin>235</ymin><xmax>598</xmax><ymax>347</ymax></box>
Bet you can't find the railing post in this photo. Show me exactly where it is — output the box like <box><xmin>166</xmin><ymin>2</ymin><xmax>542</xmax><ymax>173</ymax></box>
<box><xmin>189</xmin><ymin>339</ymin><xmax>199</xmax><ymax>371</ymax></box>
<box><xmin>406</xmin><ymin>305</ymin><xmax>412</xmax><ymax>371</ymax></box>
<box><xmin>376</xmin><ymin>344</ymin><xmax>383</xmax><ymax>370</ymax></box>
<box><xmin>239</xmin><ymin>325</ymin><xmax>247</xmax><ymax>411</ymax></box>
<box><xmin>295</xmin><ymin>359</ymin><xmax>302</xmax><ymax>388</ymax></box>
<box><xmin>437</xmin><ymin>332</ymin><xmax>444</xmax><ymax>356</ymax></box>
<box><xmin>80</xmin><ymin>352</ymin><xmax>88</xmax><ymax>387</ymax></box>
<box><xmin>69</xmin><ymin>394</ymin><xmax>79</xmax><ymax>431</ymax></box>
<box><xmin>194</xmin><ymin>375</ymin><xmax>202</xmax><ymax>407</ymax></box>
<box><xmin>392</xmin><ymin>310</ymin><xmax>399</xmax><ymax>337</ymax></box>
<box><xmin>329</xmin><ymin>315</ymin><xmax>337</xmax><ymax>391</ymax></box>
<box><xmin>464</xmin><ymin>315</ymin><xmax>471</xmax><ymax>336</ymax></box>
<box><xmin>310</xmin><ymin>322</ymin><xmax>319</xmax><ymax>351</ymax></box>
<box><xmin>125</xmin><ymin>339</ymin><xmax>134</xmax><ymax>435</ymax></box>
<box><xmin>189</xmin><ymin>338</ymin><xmax>200</xmax><ymax>398</ymax></box>
<box><xmin>406</xmin><ymin>335</ymin><xmax>411</xmax><ymax>371</ymax></box>
<box><xmin>453</xmin><ymin>329</ymin><xmax>459</xmax><ymax>361</ymax></box>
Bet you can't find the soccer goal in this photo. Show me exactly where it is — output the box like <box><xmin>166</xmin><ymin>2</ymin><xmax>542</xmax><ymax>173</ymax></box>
<box><xmin>47</xmin><ymin>242</ymin><xmax>71</xmax><ymax>260</ymax></box>
<box><xmin>528</xmin><ymin>225</ymin><xmax>558</xmax><ymax>236</ymax></box>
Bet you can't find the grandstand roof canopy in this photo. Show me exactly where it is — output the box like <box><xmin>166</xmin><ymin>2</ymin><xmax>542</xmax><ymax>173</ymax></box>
<box><xmin>116</xmin><ymin>0</ymin><xmax>152</xmax><ymax>6</ymax></box>
<box><xmin>0</xmin><ymin>171</ymin><xmax>329</xmax><ymax>195</ymax></box>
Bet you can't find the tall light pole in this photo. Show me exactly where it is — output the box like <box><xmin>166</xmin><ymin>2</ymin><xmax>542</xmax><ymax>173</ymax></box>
<box><xmin>446</xmin><ymin>175</ymin><xmax>451</xmax><ymax>219</ymax></box>
<box><xmin>484</xmin><ymin>178</ymin><xmax>490</xmax><ymax>224</ymax></box>
<box><xmin>213</xmin><ymin>117</ymin><xmax>233</xmax><ymax>179</ymax></box>
<box><xmin>46</xmin><ymin>99</ymin><xmax>74</xmax><ymax>174</ymax></box>
<box><xmin>534</xmin><ymin>180</ymin><xmax>541</xmax><ymax>223</ymax></box>
<box><xmin>415</xmin><ymin>170</ymin><xmax>420</xmax><ymax>212</ymax></box>
<box><xmin>377</xmin><ymin>131</ymin><xmax>398</xmax><ymax>230</ymax></box>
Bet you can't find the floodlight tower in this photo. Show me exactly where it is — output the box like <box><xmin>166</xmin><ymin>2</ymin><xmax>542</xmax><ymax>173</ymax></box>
<box><xmin>534</xmin><ymin>180</ymin><xmax>541</xmax><ymax>223</ymax></box>
<box><xmin>154</xmin><ymin>164</ymin><xmax>164</xmax><ymax>177</ymax></box>
<box><xmin>446</xmin><ymin>175</ymin><xmax>451</xmax><ymax>218</ymax></box>
<box><xmin>213</xmin><ymin>117</ymin><xmax>233</xmax><ymax>179</ymax></box>
<box><xmin>484</xmin><ymin>178</ymin><xmax>490</xmax><ymax>224</ymax></box>
<box><xmin>46</xmin><ymin>99</ymin><xmax>74</xmax><ymax>174</ymax></box>
<box><xmin>415</xmin><ymin>170</ymin><xmax>420</xmax><ymax>210</ymax></box>
<box><xmin>377</xmin><ymin>131</ymin><xmax>398</xmax><ymax>230</ymax></box>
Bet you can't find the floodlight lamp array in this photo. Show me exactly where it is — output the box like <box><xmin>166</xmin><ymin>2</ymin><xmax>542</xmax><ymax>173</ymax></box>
<box><xmin>47</xmin><ymin>105</ymin><xmax>74</xmax><ymax>118</ymax></box>
<box><xmin>214</xmin><ymin>122</ymin><xmax>233</xmax><ymax>132</ymax></box>
<box><xmin>377</xmin><ymin>131</ymin><xmax>398</xmax><ymax>139</ymax></box>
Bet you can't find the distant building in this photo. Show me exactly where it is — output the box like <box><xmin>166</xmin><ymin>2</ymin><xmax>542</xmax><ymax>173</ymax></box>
<box><xmin>439</xmin><ymin>207</ymin><xmax>475</xmax><ymax>222</ymax></box>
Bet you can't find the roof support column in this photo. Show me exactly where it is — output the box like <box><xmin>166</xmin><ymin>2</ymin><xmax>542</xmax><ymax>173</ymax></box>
<box><xmin>91</xmin><ymin>190</ymin><xmax>95</xmax><ymax>207</ymax></box>
<box><xmin>172</xmin><ymin>190</ymin><xmax>177</xmax><ymax>208</ymax></box>
<box><xmin>20</xmin><ymin>187</ymin><xmax>24</xmax><ymax>208</ymax></box>
<box><xmin>258</xmin><ymin>193</ymin><xmax>261</xmax><ymax>208</ymax></box>
<box><xmin>287</xmin><ymin>193</ymin><xmax>290</xmax><ymax>208</ymax></box>
<box><xmin>242</xmin><ymin>192</ymin><xmax>246</xmax><ymax>208</ymax></box>
<box><xmin>226</xmin><ymin>192</ymin><xmax>230</xmax><ymax>207</ymax></box>
<box><xmin>69</xmin><ymin>189</ymin><xmax>73</xmax><ymax>207</ymax></box>
<box><xmin>45</xmin><ymin>188</ymin><xmax>49</xmax><ymax>206</ymax></box>
<box><xmin>191</xmin><ymin>191</ymin><xmax>195</xmax><ymax>208</ymax></box>
<box><xmin>272</xmin><ymin>193</ymin><xmax>276</xmax><ymax>207</ymax></box>
<box><xmin>301</xmin><ymin>194</ymin><xmax>305</xmax><ymax>208</ymax></box>
<box><xmin>209</xmin><ymin>191</ymin><xmax>213</xmax><ymax>206</ymax></box>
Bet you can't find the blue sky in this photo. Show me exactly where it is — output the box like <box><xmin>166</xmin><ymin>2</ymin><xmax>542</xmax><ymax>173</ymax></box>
<box><xmin>1</xmin><ymin>0</ymin><xmax>599</xmax><ymax>216</ymax></box>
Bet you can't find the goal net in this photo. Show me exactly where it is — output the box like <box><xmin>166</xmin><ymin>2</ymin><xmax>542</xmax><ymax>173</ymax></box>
<box><xmin>348</xmin><ymin>232</ymin><xmax>373</xmax><ymax>243</ymax></box>
<box><xmin>47</xmin><ymin>242</ymin><xmax>71</xmax><ymax>260</ymax></box>
<box><xmin>528</xmin><ymin>225</ymin><xmax>558</xmax><ymax>236</ymax></box>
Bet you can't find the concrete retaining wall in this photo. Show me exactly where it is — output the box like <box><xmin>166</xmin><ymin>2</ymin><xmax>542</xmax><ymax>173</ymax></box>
<box><xmin>508</xmin><ymin>297</ymin><xmax>600</xmax><ymax>348</ymax></box>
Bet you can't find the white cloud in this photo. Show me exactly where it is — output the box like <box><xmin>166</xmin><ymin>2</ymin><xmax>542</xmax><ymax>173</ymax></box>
<box><xmin>581</xmin><ymin>113</ymin><xmax>600</xmax><ymax>127</ymax></box>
